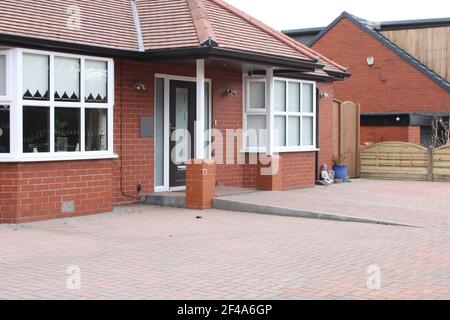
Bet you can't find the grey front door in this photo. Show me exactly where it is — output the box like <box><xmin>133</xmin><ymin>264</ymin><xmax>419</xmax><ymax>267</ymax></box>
<box><xmin>169</xmin><ymin>80</ymin><xmax>196</xmax><ymax>188</ymax></box>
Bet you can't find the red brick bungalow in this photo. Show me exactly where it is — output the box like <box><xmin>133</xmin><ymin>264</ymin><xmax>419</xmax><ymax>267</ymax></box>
<box><xmin>284</xmin><ymin>12</ymin><xmax>450</xmax><ymax>146</ymax></box>
<box><xmin>0</xmin><ymin>0</ymin><xmax>349</xmax><ymax>223</ymax></box>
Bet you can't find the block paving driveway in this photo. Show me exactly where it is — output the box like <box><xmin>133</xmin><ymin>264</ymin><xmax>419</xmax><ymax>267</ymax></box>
<box><xmin>0</xmin><ymin>180</ymin><xmax>449</xmax><ymax>300</ymax></box>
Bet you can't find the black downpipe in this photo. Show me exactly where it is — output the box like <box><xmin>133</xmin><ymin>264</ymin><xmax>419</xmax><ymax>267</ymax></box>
<box><xmin>315</xmin><ymin>88</ymin><xmax>320</xmax><ymax>181</ymax></box>
<box><xmin>119</xmin><ymin>59</ymin><xmax>139</xmax><ymax>200</ymax></box>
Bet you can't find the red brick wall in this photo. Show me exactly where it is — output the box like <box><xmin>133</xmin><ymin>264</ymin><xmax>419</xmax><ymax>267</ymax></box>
<box><xmin>361</xmin><ymin>126</ymin><xmax>421</xmax><ymax>145</ymax></box>
<box><xmin>0</xmin><ymin>160</ymin><xmax>113</xmax><ymax>224</ymax></box>
<box><xmin>280</xmin><ymin>152</ymin><xmax>316</xmax><ymax>190</ymax></box>
<box><xmin>0</xmin><ymin>164</ymin><xmax>19</xmax><ymax>223</ymax></box>
<box><xmin>113</xmin><ymin>59</ymin><xmax>155</xmax><ymax>205</ymax></box>
<box><xmin>312</xmin><ymin>18</ymin><xmax>450</xmax><ymax>113</ymax></box>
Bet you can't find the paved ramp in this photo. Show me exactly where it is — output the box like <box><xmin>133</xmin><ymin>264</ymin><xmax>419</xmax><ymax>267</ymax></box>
<box><xmin>214</xmin><ymin>180</ymin><xmax>450</xmax><ymax>228</ymax></box>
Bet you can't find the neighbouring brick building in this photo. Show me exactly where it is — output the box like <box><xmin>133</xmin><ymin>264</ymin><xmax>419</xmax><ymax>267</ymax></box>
<box><xmin>0</xmin><ymin>0</ymin><xmax>349</xmax><ymax>223</ymax></box>
<box><xmin>284</xmin><ymin>12</ymin><xmax>450</xmax><ymax>146</ymax></box>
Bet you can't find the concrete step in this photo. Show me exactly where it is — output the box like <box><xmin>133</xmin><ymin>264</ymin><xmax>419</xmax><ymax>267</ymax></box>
<box><xmin>141</xmin><ymin>193</ymin><xmax>186</xmax><ymax>208</ymax></box>
<box><xmin>212</xmin><ymin>198</ymin><xmax>422</xmax><ymax>228</ymax></box>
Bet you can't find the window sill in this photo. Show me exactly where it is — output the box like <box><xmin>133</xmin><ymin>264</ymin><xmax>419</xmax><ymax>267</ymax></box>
<box><xmin>241</xmin><ymin>148</ymin><xmax>320</xmax><ymax>154</ymax></box>
<box><xmin>0</xmin><ymin>153</ymin><xmax>118</xmax><ymax>163</ymax></box>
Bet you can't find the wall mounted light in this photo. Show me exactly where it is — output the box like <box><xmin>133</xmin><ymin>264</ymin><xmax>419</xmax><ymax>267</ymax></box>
<box><xmin>367</xmin><ymin>57</ymin><xmax>375</xmax><ymax>66</ymax></box>
<box><xmin>133</xmin><ymin>81</ymin><xmax>146</xmax><ymax>91</ymax></box>
<box><xmin>224</xmin><ymin>88</ymin><xmax>237</xmax><ymax>96</ymax></box>
<box><xmin>320</xmin><ymin>92</ymin><xmax>329</xmax><ymax>99</ymax></box>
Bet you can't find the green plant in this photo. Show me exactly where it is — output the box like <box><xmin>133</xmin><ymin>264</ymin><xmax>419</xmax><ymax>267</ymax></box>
<box><xmin>333</xmin><ymin>152</ymin><xmax>350</xmax><ymax>165</ymax></box>
<box><xmin>55</xmin><ymin>119</ymin><xmax>68</xmax><ymax>136</ymax></box>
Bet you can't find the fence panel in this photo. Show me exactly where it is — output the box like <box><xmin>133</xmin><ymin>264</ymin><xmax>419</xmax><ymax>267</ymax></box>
<box><xmin>361</xmin><ymin>142</ymin><xmax>429</xmax><ymax>181</ymax></box>
<box><xmin>433</xmin><ymin>144</ymin><xmax>450</xmax><ymax>181</ymax></box>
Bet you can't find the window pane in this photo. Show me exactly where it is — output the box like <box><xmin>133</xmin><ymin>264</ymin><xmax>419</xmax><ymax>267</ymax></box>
<box><xmin>55</xmin><ymin>108</ymin><xmax>80</xmax><ymax>152</ymax></box>
<box><xmin>302</xmin><ymin>117</ymin><xmax>314</xmax><ymax>146</ymax></box>
<box><xmin>85</xmin><ymin>109</ymin><xmax>108</xmax><ymax>151</ymax></box>
<box><xmin>23</xmin><ymin>53</ymin><xmax>49</xmax><ymax>100</ymax></box>
<box><xmin>247</xmin><ymin>115</ymin><xmax>266</xmax><ymax>147</ymax></box>
<box><xmin>274</xmin><ymin>80</ymin><xmax>286</xmax><ymax>112</ymax></box>
<box><xmin>302</xmin><ymin>83</ymin><xmax>314</xmax><ymax>113</ymax></box>
<box><xmin>249</xmin><ymin>81</ymin><xmax>265</xmax><ymax>109</ymax></box>
<box><xmin>0</xmin><ymin>105</ymin><xmax>9</xmax><ymax>153</ymax></box>
<box><xmin>204</xmin><ymin>82</ymin><xmax>210</xmax><ymax>159</ymax></box>
<box><xmin>155</xmin><ymin>78</ymin><xmax>165</xmax><ymax>187</ymax></box>
<box><xmin>55</xmin><ymin>57</ymin><xmax>80</xmax><ymax>102</ymax></box>
<box><xmin>0</xmin><ymin>55</ymin><xmax>5</xmax><ymax>96</ymax></box>
<box><xmin>23</xmin><ymin>106</ymin><xmax>50</xmax><ymax>153</ymax></box>
<box><xmin>85</xmin><ymin>60</ymin><xmax>108</xmax><ymax>103</ymax></box>
<box><xmin>274</xmin><ymin>116</ymin><xmax>286</xmax><ymax>147</ymax></box>
<box><xmin>288</xmin><ymin>82</ymin><xmax>300</xmax><ymax>112</ymax></box>
<box><xmin>288</xmin><ymin>116</ymin><xmax>300</xmax><ymax>146</ymax></box>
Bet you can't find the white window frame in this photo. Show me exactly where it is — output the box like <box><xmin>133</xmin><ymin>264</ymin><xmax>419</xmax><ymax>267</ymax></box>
<box><xmin>0</xmin><ymin>49</ymin><xmax>13</xmax><ymax>159</ymax></box>
<box><xmin>243</xmin><ymin>75</ymin><xmax>317</xmax><ymax>153</ymax></box>
<box><xmin>0</xmin><ymin>48</ymin><xmax>116</xmax><ymax>162</ymax></box>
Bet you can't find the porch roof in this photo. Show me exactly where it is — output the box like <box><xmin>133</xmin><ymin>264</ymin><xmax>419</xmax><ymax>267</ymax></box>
<box><xmin>0</xmin><ymin>0</ymin><xmax>349</xmax><ymax>80</ymax></box>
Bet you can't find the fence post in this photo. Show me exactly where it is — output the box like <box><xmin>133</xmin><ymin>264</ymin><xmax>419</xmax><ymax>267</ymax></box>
<box><xmin>427</xmin><ymin>147</ymin><xmax>433</xmax><ymax>182</ymax></box>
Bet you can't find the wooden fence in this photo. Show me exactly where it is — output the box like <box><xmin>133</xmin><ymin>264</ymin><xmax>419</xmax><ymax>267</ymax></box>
<box><xmin>433</xmin><ymin>144</ymin><xmax>450</xmax><ymax>182</ymax></box>
<box><xmin>361</xmin><ymin>142</ymin><xmax>450</xmax><ymax>181</ymax></box>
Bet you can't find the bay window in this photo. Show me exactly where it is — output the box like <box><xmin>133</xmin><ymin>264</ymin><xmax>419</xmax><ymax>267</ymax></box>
<box><xmin>0</xmin><ymin>105</ymin><xmax>9</xmax><ymax>153</ymax></box>
<box><xmin>244</xmin><ymin>77</ymin><xmax>316</xmax><ymax>152</ymax></box>
<box><xmin>0</xmin><ymin>51</ymin><xmax>10</xmax><ymax>154</ymax></box>
<box><xmin>0</xmin><ymin>48</ymin><xmax>114</xmax><ymax>161</ymax></box>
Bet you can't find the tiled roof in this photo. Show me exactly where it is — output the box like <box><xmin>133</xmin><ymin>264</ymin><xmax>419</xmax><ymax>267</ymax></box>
<box><xmin>136</xmin><ymin>0</ymin><xmax>200</xmax><ymax>50</ymax></box>
<box><xmin>0</xmin><ymin>0</ymin><xmax>348</xmax><ymax>77</ymax></box>
<box><xmin>0</xmin><ymin>0</ymin><xmax>139</xmax><ymax>51</ymax></box>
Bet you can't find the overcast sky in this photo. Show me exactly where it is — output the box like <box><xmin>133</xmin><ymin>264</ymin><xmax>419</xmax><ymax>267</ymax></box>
<box><xmin>225</xmin><ymin>0</ymin><xmax>450</xmax><ymax>30</ymax></box>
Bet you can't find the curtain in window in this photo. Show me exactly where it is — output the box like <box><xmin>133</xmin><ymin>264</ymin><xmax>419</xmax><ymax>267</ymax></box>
<box><xmin>55</xmin><ymin>57</ymin><xmax>80</xmax><ymax>101</ymax></box>
<box><xmin>0</xmin><ymin>55</ymin><xmax>6</xmax><ymax>96</ymax></box>
<box><xmin>23</xmin><ymin>53</ymin><xmax>49</xmax><ymax>100</ymax></box>
<box><xmin>85</xmin><ymin>60</ymin><xmax>107</xmax><ymax>103</ymax></box>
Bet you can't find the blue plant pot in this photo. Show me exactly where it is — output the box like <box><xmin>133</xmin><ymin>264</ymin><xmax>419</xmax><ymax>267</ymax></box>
<box><xmin>333</xmin><ymin>164</ymin><xmax>348</xmax><ymax>180</ymax></box>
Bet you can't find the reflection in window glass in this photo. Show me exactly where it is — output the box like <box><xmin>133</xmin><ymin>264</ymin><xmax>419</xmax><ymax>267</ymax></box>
<box><xmin>247</xmin><ymin>115</ymin><xmax>266</xmax><ymax>148</ymax></box>
<box><xmin>249</xmin><ymin>81</ymin><xmax>265</xmax><ymax>110</ymax></box>
<box><xmin>302</xmin><ymin>83</ymin><xmax>314</xmax><ymax>113</ymax></box>
<box><xmin>23</xmin><ymin>53</ymin><xmax>49</xmax><ymax>100</ymax></box>
<box><xmin>288</xmin><ymin>116</ymin><xmax>300</xmax><ymax>147</ymax></box>
<box><xmin>85</xmin><ymin>109</ymin><xmax>108</xmax><ymax>151</ymax></box>
<box><xmin>288</xmin><ymin>82</ymin><xmax>300</xmax><ymax>112</ymax></box>
<box><xmin>302</xmin><ymin>117</ymin><xmax>314</xmax><ymax>146</ymax></box>
<box><xmin>0</xmin><ymin>55</ymin><xmax>6</xmax><ymax>96</ymax></box>
<box><xmin>275</xmin><ymin>116</ymin><xmax>286</xmax><ymax>147</ymax></box>
<box><xmin>85</xmin><ymin>60</ymin><xmax>108</xmax><ymax>103</ymax></box>
<box><xmin>0</xmin><ymin>105</ymin><xmax>9</xmax><ymax>153</ymax></box>
<box><xmin>274</xmin><ymin>81</ymin><xmax>286</xmax><ymax>112</ymax></box>
<box><xmin>55</xmin><ymin>57</ymin><xmax>80</xmax><ymax>102</ymax></box>
<box><xmin>23</xmin><ymin>106</ymin><xmax>50</xmax><ymax>153</ymax></box>
<box><xmin>55</xmin><ymin>108</ymin><xmax>80</xmax><ymax>152</ymax></box>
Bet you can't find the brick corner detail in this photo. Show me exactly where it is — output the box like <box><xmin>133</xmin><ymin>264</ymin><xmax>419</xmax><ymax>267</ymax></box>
<box><xmin>186</xmin><ymin>159</ymin><xmax>216</xmax><ymax>210</ymax></box>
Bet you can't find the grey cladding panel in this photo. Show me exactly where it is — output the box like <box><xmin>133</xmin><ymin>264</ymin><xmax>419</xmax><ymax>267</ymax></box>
<box><xmin>140</xmin><ymin>116</ymin><xmax>154</xmax><ymax>138</ymax></box>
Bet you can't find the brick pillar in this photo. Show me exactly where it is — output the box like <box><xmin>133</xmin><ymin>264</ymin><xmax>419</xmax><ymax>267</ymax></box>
<box><xmin>186</xmin><ymin>159</ymin><xmax>216</xmax><ymax>210</ymax></box>
<box><xmin>256</xmin><ymin>154</ymin><xmax>283</xmax><ymax>191</ymax></box>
